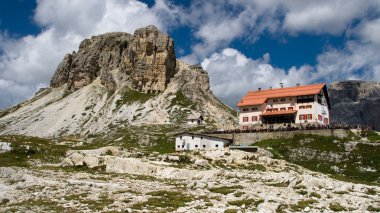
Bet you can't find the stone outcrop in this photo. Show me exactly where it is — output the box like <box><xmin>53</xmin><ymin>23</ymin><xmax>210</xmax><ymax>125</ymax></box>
<box><xmin>328</xmin><ymin>80</ymin><xmax>380</xmax><ymax>130</ymax></box>
<box><xmin>50</xmin><ymin>25</ymin><xmax>176</xmax><ymax>93</ymax></box>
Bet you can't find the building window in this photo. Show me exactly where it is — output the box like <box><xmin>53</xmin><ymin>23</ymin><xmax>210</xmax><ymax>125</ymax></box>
<box><xmin>195</xmin><ymin>145</ymin><xmax>198</xmax><ymax>148</ymax></box>
<box><xmin>306</xmin><ymin>114</ymin><xmax>312</xmax><ymax>120</ymax></box>
<box><xmin>252</xmin><ymin>116</ymin><xmax>258</xmax><ymax>122</ymax></box>
<box><xmin>182</xmin><ymin>145</ymin><xmax>185</xmax><ymax>148</ymax></box>
<box><xmin>215</xmin><ymin>144</ymin><xmax>219</xmax><ymax>147</ymax></box>
<box><xmin>324</xmin><ymin>118</ymin><xmax>329</xmax><ymax>124</ymax></box>
<box><xmin>177</xmin><ymin>145</ymin><xmax>180</xmax><ymax>148</ymax></box>
<box><xmin>289</xmin><ymin>98</ymin><xmax>293</xmax><ymax>101</ymax></box>
<box><xmin>280</xmin><ymin>107</ymin><xmax>286</xmax><ymax>111</ymax></box>
<box><xmin>273</xmin><ymin>99</ymin><xmax>278</xmax><ymax>102</ymax></box>
<box><xmin>297</xmin><ymin>95</ymin><xmax>315</xmax><ymax>103</ymax></box>
<box><xmin>306</xmin><ymin>105</ymin><xmax>312</xmax><ymax>109</ymax></box>
<box><xmin>243</xmin><ymin>117</ymin><xmax>248</xmax><ymax>122</ymax></box>
<box><xmin>203</xmin><ymin>145</ymin><xmax>206</xmax><ymax>148</ymax></box>
<box><xmin>252</xmin><ymin>107</ymin><xmax>258</xmax><ymax>111</ymax></box>
<box><xmin>266</xmin><ymin>108</ymin><xmax>272</xmax><ymax>112</ymax></box>
<box><xmin>318</xmin><ymin>115</ymin><xmax>322</xmax><ymax>121</ymax></box>
<box><xmin>288</xmin><ymin>107</ymin><xmax>293</xmax><ymax>110</ymax></box>
<box><xmin>180</xmin><ymin>136</ymin><xmax>182</xmax><ymax>139</ymax></box>
<box><xmin>299</xmin><ymin>115</ymin><xmax>305</xmax><ymax>120</ymax></box>
<box><xmin>201</xmin><ymin>137</ymin><xmax>203</xmax><ymax>140</ymax></box>
<box><xmin>273</xmin><ymin>108</ymin><xmax>279</xmax><ymax>111</ymax></box>
<box><xmin>280</xmin><ymin>98</ymin><xmax>286</xmax><ymax>102</ymax></box>
<box><xmin>242</xmin><ymin>126</ymin><xmax>249</xmax><ymax>130</ymax></box>
<box><xmin>192</xmin><ymin>136</ymin><xmax>194</xmax><ymax>139</ymax></box>
<box><xmin>242</xmin><ymin>108</ymin><xmax>248</xmax><ymax>112</ymax></box>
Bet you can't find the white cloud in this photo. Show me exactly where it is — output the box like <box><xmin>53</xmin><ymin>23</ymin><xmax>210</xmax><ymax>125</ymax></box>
<box><xmin>180</xmin><ymin>0</ymin><xmax>380</xmax><ymax>63</ymax></box>
<box><xmin>201</xmin><ymin>48</ymin><xmax>313</xmax><ymax>107</ymax></box>
<box><xmin>0</xmin><ymin>0</ymin><xmax>177</xmax><ymax>109</ymax></box>
<box><xmin>281</xmin><ymin>0</ymin><xmax>377</xmax><ymax>35</ymax></box>
<box><xmin>315</xmin><ymin>41</ymin><xmax>380</xmax><ymax>82</ymax></box>
<box><xmin>358</xmin><ymin>18</ymin><xmax>380</xmax><ymax>45</ymax></box>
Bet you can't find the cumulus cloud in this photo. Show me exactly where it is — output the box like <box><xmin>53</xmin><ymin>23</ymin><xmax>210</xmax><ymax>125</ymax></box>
<box><xmin>315</xmin><ymin>41</ymin><xmax>380</xmax><ymax>82</ymax></box>
<box><xmin>203</xmin><ymin>40</ymin><xmax>380</xmax><ymax>108</ymax></box>
<box><xmin>201</xmin><ymin>48</ymin><xmax>313</xmax><ymax>107</ymax></box>
<box><xmin>358</xmin><ymin>18</ymin><xmax>380</xmax><ymax>46</ymax></box>
<box><xmin>179</xmin><ymin>0</ymin><xmax>380</xmax><ymax>63</ymax></box>
<box><xmin>0</xmin><ymin>0</ymin><xmax>177</xmax><ymax>108</ymax></box>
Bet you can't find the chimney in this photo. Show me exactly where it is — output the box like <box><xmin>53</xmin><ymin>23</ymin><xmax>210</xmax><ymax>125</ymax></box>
<box><xmin>258</xmin><ymin>88</ymin><xmax>261</xmax><ymax>91</ymax></box>
<box><xmin>269</xmin><ymin>86</ymin><xmax>272</xmax><ymax>90</ymax></box>
<box><xmin>279</xmin><ymin>82</ymin><xmax>284</xmax><ymax>88</ymax></box>
<box><xmin>296</xmin><ymin>83</ymin><xmax>300</xmax><ymax>87</ymax></box>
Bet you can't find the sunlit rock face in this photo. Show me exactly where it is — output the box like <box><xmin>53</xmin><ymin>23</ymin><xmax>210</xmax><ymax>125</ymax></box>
<box><xmin>50</xmin><ymin>25</ymin><xmax>176</xmax><ymax>93</ymax></box>
<box><xmin>329</xmin><ymin>80</ymin><xmax>380</xmax><ymax>130</ymax></box>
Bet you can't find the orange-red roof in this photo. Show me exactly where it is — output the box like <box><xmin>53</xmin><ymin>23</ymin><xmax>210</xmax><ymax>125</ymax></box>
<box><xmin>237</xmin><ymin>83</ymin><xmax>325</xmax><ymax>107</ymax></box>
<box><xmin>262</xmin><ymin>110</ymin><xmax>297</xmax><ymax>116</ymax></box>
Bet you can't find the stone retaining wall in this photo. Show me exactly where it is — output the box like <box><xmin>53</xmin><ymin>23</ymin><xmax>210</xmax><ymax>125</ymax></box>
<box><xmin>208</xmin><ymin>129</ymin><xmax>349</xmax><ymax>146</ymax></box>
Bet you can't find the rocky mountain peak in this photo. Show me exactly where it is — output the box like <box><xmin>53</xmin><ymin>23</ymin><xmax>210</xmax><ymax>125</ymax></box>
<box><xmin>329</xmin><ymin>80</ymin><xmax>380</xmax><ymax>129</ymax></box>
<box><xmin>50</xmin><ymin>25</ymin><xmax>176</xmax><ymax>93</ymax></box>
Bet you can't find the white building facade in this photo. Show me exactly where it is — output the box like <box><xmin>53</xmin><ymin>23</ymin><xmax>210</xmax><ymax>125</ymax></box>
<box><xmin>175</xmin><ymin>133</ymin><xmax>232</xmax><ymax>151</ymax></box>
<box><xmin>237</xmin><ymin>84</ymin><xmax>331</xmax><ymax>129</ymax></box>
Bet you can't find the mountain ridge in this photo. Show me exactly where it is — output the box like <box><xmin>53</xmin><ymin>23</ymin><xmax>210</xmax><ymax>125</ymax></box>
<box><xmin>0</xmin><ymin>26</ymin><xmax>237</xmax><ymax>138</ymax></box>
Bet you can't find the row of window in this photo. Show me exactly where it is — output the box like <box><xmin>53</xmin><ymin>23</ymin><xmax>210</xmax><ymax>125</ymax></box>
<box><xmin>177</xmin><ymin>144</ymin><xmax>219</xmax><ymax>148</ymax></box>
<box><xmin>180</xmin><ymin>136</ymin><xmax>203</xmax><ymax>140</ymax></box>
<box><xmin>242</xmin><ymin>107</ymin><xmax>258</xmax><ymax>112</ymax></box>
<box><xmin>272</xmin><ymin>98</ymin><xmax>290</xmax><ymax>103</ymax></box>
<box><xmin>242</xmin><ymin>116</ymin><xmax>260</xmax><ymax>122</ymax></box>
<box><xmin>300</xmin><ymin>114</ymin><xmax>329</xmax><ymax>124</ymax></box>
<box><xmin>299</xmin><ymin>114</ymin><xmax>313</xmax><ymax>120</ymax></box>
<box><xmin>299</xmin><ymin>105</ymin><xmax>312</xmax><ymax>109</ymax></box>
<box><xmin>267</xmin><ymin>107</ymin><xmax>294</xmax><ymax>112</ymax></box>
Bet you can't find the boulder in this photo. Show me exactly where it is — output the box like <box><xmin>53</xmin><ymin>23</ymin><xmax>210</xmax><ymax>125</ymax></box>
<box><xmin>83</xmin><ymin>155</ymin><xmax>99</xmax><ymax>168</ymax></box>
<box><xmin>194</xmin><ymin>159</ymin><xmax>209</xmax><ymax>166</ymax></box>
<box><xmin>69</xmin><ymin>153</ymin><xmax>85</xmax><ymax>166</ymax></box>
<box><xmin>61</xmin><ymin>157</ymin><xmax>74</xmax><ymax>167</ymax></box>
<box><xmin>168</xmin><ymin>156</ymin><xmax>180</xmax><ymax>162</ymax></box>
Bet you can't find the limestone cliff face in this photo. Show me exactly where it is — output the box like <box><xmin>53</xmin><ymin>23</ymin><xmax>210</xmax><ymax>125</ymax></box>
<box><xmin>0</xmin><ymin>26</ymin><xmax>237</xmax><ymax>137</ymax></box>
<box><xmin>50</xmin><ymin>25</ymin><xmax>176</xmax><ymax>93</ymax></box>
<box><xmin>328</xmin><ymin>81</ymin><xmax>380</xmax><ymax>130</ymax></box>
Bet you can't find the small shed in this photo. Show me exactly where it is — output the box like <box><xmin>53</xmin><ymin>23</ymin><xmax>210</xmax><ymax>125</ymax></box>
<box><xmin>175</xmin><ymin>132</ymin><xmax>232</xmax><ymax>151</ymax></box>
<box><xmin>186</xmin><ymin>114</ymin><xmax>204</xmax><ymax>125</ymax></box>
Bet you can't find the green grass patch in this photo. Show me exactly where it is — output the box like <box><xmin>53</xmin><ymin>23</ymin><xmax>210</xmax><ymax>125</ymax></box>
<box><xmin>329</xmin><ymin>203</ymin><xmax>346</xmax><ymax>211</ymax></box>
<box><xmin>8</xmin><ymin>198</ymin><xmax>66</xmax><ymax>211</ymax></box>
<box><xmin>224</xmin><ymin>209</ymin><xmax>238</xmax><ymax>213</ymax></box>
<box><xmin>365</xmin><ymin>131</ymin><xmax>380</xmax><ymax>142</ymax></box>
<box><xmin>209</xmin><ymin>185</ymin><xmax>243</xmax><ymax>195</ymax></box>
<box><xmin>132</xmin><ymin>190</ymin><xmax>192</xmax><ymax>211</ymax></box>
<box><xmin>169</xmin><ymin>91</ymin><xmax>196</xmax><ymax>110</ymax></box>
<box><xmin>233</xmin><ymin>192</ymin><xmax>245</xmax><ymax>197</ymax></box>
<box><xmin>293</xmin><ymin>185</ymin><xmax>307</xmax><ymax>190</ymax></box>
<box><xmin>267</xmin><ymin>182</ymin><xmax>289</xmax><ymax>187</ymax></box>
<box><xmin>255</xmin><ymin>134</ymin><xmax>380</xmax><ymax>184</ymax></box>
<box><xmin>367</xmin><ymin>206</ymin><xmax>380</xmax><ymax>211</ymax></box>
<box><xmin>115</xmin><ymin>89</ymin><xmax>157</xmax><ymax>108</ymax></box>
<box><xmin>227</xmin><ymin>199</ymin><xmax>264</xmax><ymax>207</ymax></box>
<box><xmin>0</xmin><ymin>135</ymin><xmax>68</xmax><ymax>167</ymax></box>
<box><xmin>291</xmin><ymin>199</ymin><xmax>317</xmax><ymax>211</ymax></box>
<box><xmin>309</xmin><ymin>192</ymin><xmax>321</xmax><ymax>198</ymax></box>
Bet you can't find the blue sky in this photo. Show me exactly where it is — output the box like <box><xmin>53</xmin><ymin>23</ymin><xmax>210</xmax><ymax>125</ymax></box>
<box><xmin>0</xmin><ymin>0</ymin><xmax>380</xmax><ymax>108</ymax></box>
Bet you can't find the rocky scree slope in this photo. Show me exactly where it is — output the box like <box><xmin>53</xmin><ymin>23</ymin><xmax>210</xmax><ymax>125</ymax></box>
<box><xmin>0</xmin><ymin>26</ymin><xmax>236</xmax><ymax>138</ymax></box>
<box><xmin>329</xmin><ymin>80</ymin><xmax>380</xmax><ymax>130</ymax></box>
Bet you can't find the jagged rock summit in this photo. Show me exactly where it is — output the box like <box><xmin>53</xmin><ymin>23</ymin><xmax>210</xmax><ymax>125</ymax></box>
<box><xmin>0</xmin><ymin>26</ymin><xmax>236</xmax><ymax>137</ymax></box>
<box><xmin>51</xmin><ymin>25</ymin><xmax>176</xmax><ymax>93</ymax></box>
<box><xmin>329</xmin><ymin>80</ymin><xmax>380</xmax><ymax>130</ymax></box>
